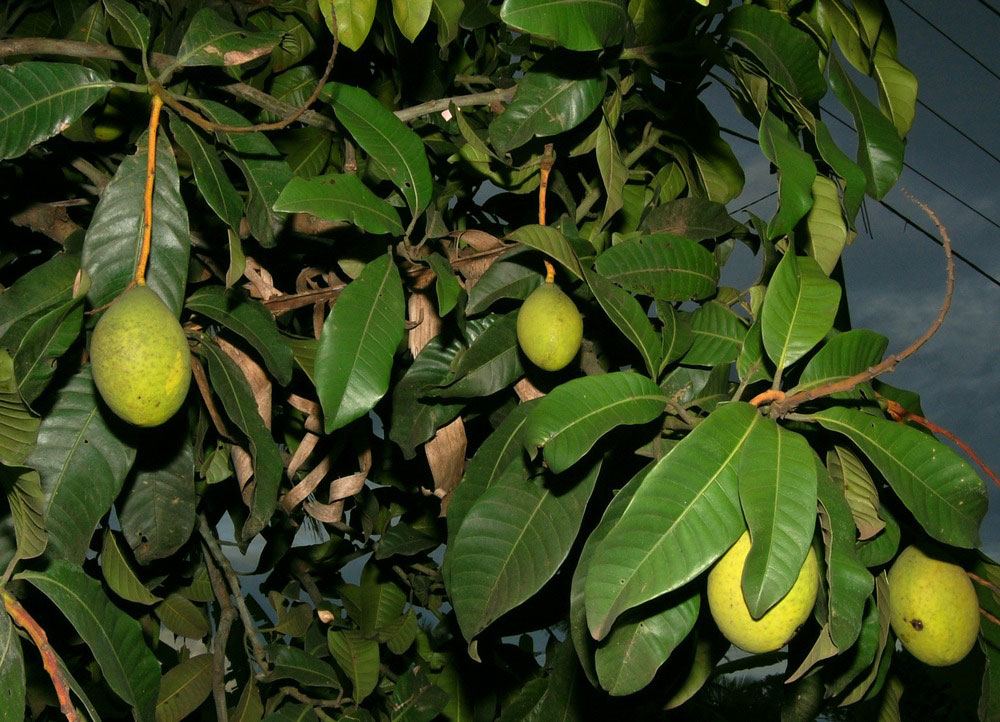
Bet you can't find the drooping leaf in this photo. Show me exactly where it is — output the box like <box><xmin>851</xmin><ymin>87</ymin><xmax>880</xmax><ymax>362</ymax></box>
<box><xmin>0</xmin><ymin>62</ymin><xmax>110</xmax><ymax>160</ymax></box>
<box><xmin>100</xmin><ymin>531</ymin><xmax>161</xmax><ymax>605</ymax></box>
<box><xmin>658</xmin><ymin>303</ymin><xmax>694</xmax><ymax>372</ymax></box>
<box><xmin>760</xmin><ymin>252</ymin><xmax>841</xmax><ymax>374</ymax></box>
<box><xmin>0</xmin><ymin>465</ymin><xmax>46</xmax><ymax>560</ymax></box>
<box><xmin>815</xmin><ymin>120</ymin><xmax>866</xmax><ymax>226</ymax></box>
<box><xmin>506</xmin><ymin>224</ymin><xmax>584</xmax><ymax>280</ymax></box>
<box><xmin>873</xmin><ymin>47</ymin><xmax>917</xmax><ymax>139</ymax></box>
<box><xmin>186</xmin><ymin>286</ymin><xmax>294</xmax><ymax>385</ymax></box>
<box><xmin>0</xmin><ymin>353</ymin><xmax>40</xmax><ymax>466</ymax></box>
<box><xmin>813</xmin><ymin>407</ymin><xmax>987</xmax><ymax>548</ymax></box>
<box><xmin>449</xmin><ymin>458</ymin><xmax>601</xmax><ymax>640</ymax></box>
<box><xmin>758</xmin><ymin>111</ymin><xmax>817</xmax><ymax>239</ymax></box>
<box><xmin>0</xmin><ymin>607</ymin><xmax>25</xmax><ymax>722</ymax></box>
<box><xmin>793</xmin><ymin>329</ymin><xmax>888</xmax><ymax>396</ymax></box>
<box><xmin>803</xmin><ymin>175</ymin><xmax>849</xmax><ymax>276</ymax></box>
<box><xmin>429</xmin><ymin>310</ymin><xmax>523</xmax><ymax>398</ymax></box>
<box><xmin>156</xmin><ymin>593</ymin><xmax>209</xmax><ymax>639</ymax></box>
<box><xmin>585</xmin><ymin>403</ymin><xmax>760</xmax><ymax>640</ymax></box>
<box><xmin>682</xmin><ymin>301</ymin><xmax>747</xmax><ymax>366</ymax></box>
<box><xmin>738</xmin><ymin>418</ymin><xmax>818</xmax><ymax>619</ymax></box>
<box><xmin>500</xmin><ymin>0</ymin><xmax>627</xmax><ymax>51</ymax></box>
<box><xmin>173</xmin><ymin>8</ymin><xmax>279</xmax><ymax>67</ymax></box>
<box><xmin>585</xmin><ymin>269</ymin><xmax>659</xmax><ymax>377</ymax></box>
<box><xmin>19</xmin><ymin>560</ymin><xmax>160</xmax><ymax>722</ymax></box>
<box><xmin>272</xmin><ymin>174</ymin><xmax>404</xmax><ymax>236</ymax></box>
<box><xmin>268</xmin><ymin>644</ymin><xmax>341</xmax><ymax>688</ymax></box>
<box><xmin>595</xmin><ymin>116</ymin><xmax>627</xmax><ymax>230</ymax></box>
<box><xmin>426</xmin><ymin>253</ymin><xmax>461</xmax><ymax>316</ymax></box>
<box><xmin>488</xmin><ymin>52</ymin><xmax>605</xmax><ymax>153</ymax></box>
<box><xmin>103</xmin><ymin>0</ymin><xmax>150</xmax><ymax>55</ymax></box>
<box><xmin>391</xmin><ymin>0</ymin><xmax>432</xmax><ymax>41</ymax></box>
<box><xmin>431</xmin><ymin>0</ymin><xmax>463</xmax><ymax>47</ymax></box>
<box><xmin>524</xmin><ymin>372</ymin><xmax>666</xmax><ymax>473</ymax></box>
<box><xmin>323</xmin><ymin>83</ymin><xmax>433</xmax><ymax>216</ymax></box>
<box><xmin>0</xmin><ymin>252</ymin><xmax>78</xmax><ymax>350</ymax></box>
<box><xmin>327</xmin><ymin>629</ymin><xmax>380</xmax><ymax>702</ymax></box>
<box><xmin>168</xmin><ymin>116</ymin><xmax>243</xmax><ymax>231</ymax></box>
<box><xmin>82</xmin><ymin>129</ymin><xmax>190</xmax><ymax>316</ymax></box>
<box><xmin>465</xmin><ymin>250</ymin><xmax>543</xmax><ymax>315</ymax></box>
<box><xmin>736</xmin><ymin>319</ymin><xmax>772</xmax><ymax>385</ymax></box>
<box><xmin>640</xmin><ymin>197</ymin><xmax>739</xmax><ymax>242</ymax></box>
<box><xmin>358</xmin><ymin>562</ymin><xmax>407</xmax><ymax>639</ymax></box>
<box><xmin>593</xmin><ymin>235</ymin><xmax>719</xmax><ymax>301</ymax></box>
<box><xmin>315</xmin><ymin>253</ymin><xmax>405</xmax><ymax>433</ymax></box>
<box><xmin>827</xmin><ymin>444</ymin><xmax>885</xmax><ymax>540</ymax></box>
<box><xmin>26</xmin><ymin>367</ymin><xmax>135</xmax><ymax>562</ymax></box>
<box><xmin>320</xmin><ymin>0</ymin><xmax>377</xmax><ymax>52</ymax></box>
<box><xmin>155</xmin><ymin>654</ymin><xmax>212</xmax><ymax>722</ymax></box>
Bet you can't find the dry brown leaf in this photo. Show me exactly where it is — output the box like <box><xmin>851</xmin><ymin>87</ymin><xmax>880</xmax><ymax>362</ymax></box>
<box><xmin>243</xmin><ymin>256</ymin><xmax>281</xmax><ymax>300</ymax></box>
<box><xmin>286</xmin><ymin>432</ymin><xmax>320</xmax><ymax>480</ymax></box>
<box><xmin>280</xmin><ymin>449</ymin><xmax>332</xmax><ymax>513</ymax></box>
<box><xmin>190</xmin><ymin>355</ymin><xmax>229</xmax><ymax>438</ymax></box>
<box><xmin>451</xmin><ymin>229</ymin><xmax>502</xmax><ymax>252</ymax></box>
<box><xmin>408</xmin><ymin>292</ymin><xmax>442</xmax><ymax>356</ymax></box>
<box><xmin>216</xmin><ymin>337</ymin><xmax>271</xmax><ymax>429</ymax></box>
<box><xmin>514</xmin><ymin>377</ymin><xmax>546</xmax><ymax>402</ymax></box>
<box><xmin>231</xmin><ymin>445</ymin><xmax>255</xmax><ymax>506</ymax></box>
<box><xmin>426</xmin><ymin>416</ymin><xmax>467</xmax><ymax>515</ymax></box>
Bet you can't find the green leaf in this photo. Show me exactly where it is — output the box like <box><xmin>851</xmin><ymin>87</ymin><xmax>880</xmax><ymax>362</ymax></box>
<box><xmin>0</xmin><ymin>252</ymin><xmax>78</xmax><ymax>350</ymax></box>
<box><xmin>327</xmin><ymin>629</ymin><xmax>379</xmax><ymax>702</ymax></box>
<box><xmin>26</xmin><ymin>367</ymin><xmax>135</xmax><ymax>562</ymax></box>
<box><xmin>118</xmin><ymin>434</ymin><xmax>196</xmax><ymax>563</ymax></box>
<box><xmin>736</xmin><ymin>319</ymin><xmax>772</xmax><ymax>385</ymax></box>
<box><xmin>323</xmin><ymin>83</ymin><xmax>433</xmax><ymax>216</ymax></box>
<box><xmin>738</xmin><ymin>419</ymin><xmax>817</xmax><ymax>618</ymax></box>
<box><xmin>273</xmin><ymin>174</ymin><xmax>404</xmax><ymax>236</ymax></box>
<box><xmin>156</xmin><ymin>593</ymin><xmax>209</xmax><ymax>639</ymax></box>
<box><xmin>792</xmin><ymin>329</ymin><xmax>888</xmax><ymax>396</ymax></box>
<box><xmin>803</xmin><ymin>175</ymin><xmax>849</xmax><ymax>275</ymax></box>
<box><xmin>488</xmin><ymin>52</ymin><xmax>605</xmax><ymax>153</ymax></box>
<box><xmin>201</xmin><ymin>341</ymin><xmax>282</xmax><ymax>541</ymax></box>
<box><xmin>595</xmin><ymin>590</ymin><xmax>699</xmax><ymax>696</ymax></box>
<box><xmin>168</xmin><ymin>116</ymin><xmax>243</xmax><ymax>231</ymax></box>
<box><xmin>231</xmin><ymin>677</ymin><xmax>263</xmax><ymax>722</ymax></box>
<box><xmin>595</xmin><ymin>118</ymin><xmax>627</xmax><ymax>230</ymax></box>
<box><xmin>198</xmin><ymin>100</ymin><xmax>293</xmax><ymax>247</ymax></box>
<box><xmin>392</xmin><ymin>0</ymin><xmax>432</xmax><ymax>41</ymax></box>
<box><xmin>0</xmin><ymin>353</ymin><xmax>39</xmax><ymax>466</ymax></box>
<box><xmin>506</xmin><ymin>225</ymin><xmax>584</xmax><ymax>281</ymax></box>
<box><xmin>593</xmin><ymin>234</ymin><xmax>719</xmax><ymax>301</ymax></box>
<box><xmin>389</xmin><ymin>666</ymin><xmax>449</xmax><ymax>722</ymax></box>
<box><xmin>278</xmin><ymin>127</ymin><xmax>333</xmax><ymax>178</ymax></box>
<box><xmin>0</xmin><ymin>62</ymin><xmax>110</xmax><ymax>160</ymax></box>
<box><xmin>0</xmin><ymin>465</ymin><xmax>47</xmax><ymax>559</ymax></box>
<box><xmin>100</xmin><ymin>531</ymin><xmax>161</xmax><ymax>605</ymax></box>
<box><xmin>431</xmin><ymin>0</ymin><xmax>463</xmax><ymax>47</ymax></box>
<box><xmin>315</xmin><ymin>253</ymin><xmax>405</xmax><ymax>433</ymax></box>
<box><xmin>262</xmin><ymin>704</ymin><xmax>319</xmax><ymax>722</ymax></box>
<box><xmin>0</xmin><ymin>607</ymin><xmax>25</xmax><ymax>722</ymax></box>
<box><xmin>815</xmin><ymin>121</ymin><xmax>866</xmax><ymax>227</ymax></box>
<box><xmin>725</xmin><ymin>5</ymin><xmax>826</xmax><ymax>104</ymax></box>
<box><xmin>813</xmin><ymin>407</ymin><xmax>987</xmax><ymax>548</ymax></box>
<box><xmin>13</xmin><ymin>296</ymin><xmax>84</xmax><ymax>405</ymax></box>
<box><xmin>174</xmin><ymin>8</ymin><xmax>278</xmax><ymax>67</ymax></box>
<box><xmin>19</xmin><ymin>560</ymin><xmax>160</xmax><ymax>721</ymax></box>
<box><xmin>430</xmin><ymin>311</ymin><xmax>522</xmax><ymax>398</ymax></box>
<box><xmin>855</xmin><ymin>504</ymin><xmax>900</xmax><ymax>568</ymax></box>
<box><xmin>359</xmin><ymin>562</ymin><xmax>407</xmax><ymax>639</ymax></box>
<box><xmin>268</xmin><ymin>644</ymin><xmax>341</xmax><ymax>688</ymax></box>
<box><xmin>465</xmin><ymin>250</ymin><xmax>543</xmax><ymax>316</ymax></box>
<box><xmin>761</xmin><ymin>252</ymin><xmax>841</xmax><ymax>374</ymax></box>
<box><xmin>827</xmin><ymin>444</ymin><xmax>885</xmax><ymax>540</ymax></box>
<box><xmin>815</xmin><ymin>458</ymin><xmax>874</xmax><ymax>651</ymax></box>
<box><xmin>585</xmin><ymin>403</ymin><xmax>760</xmax><ymax>640</ymax></box>
<box><xmin>658</xmin><ymin>304</ymin><xmax>693</xmax><ymax>372</ymax></box>
<box><xmin>103</xmin><ymin>0</ymin><xmax>150</xmax><ymax>55</ymax></box>
<box><xmin>585</xmin><ymin>269</ymin><xmax>659</xmax><ymax>377</ymax></box>
<box><xmin>683</xmin><ymin>301</ymin><xmax>747</xmax><ymax>366</ymax></box>
<box><xmin>155</xmin><ymin>654</ymin><xmax>212</xmax><ymax>722</ymax></box>
<box><xmin>64</xmin><ymin>3</ymin><xmax>109</xmax><ymax>75</ymax></box>
<box><xmin>186</xmin><ymin>286</ymin><xmax>293</xmax><ymax>385</ymax></box>
<box><xmin>828</xmin><ymin>55</ymin><xmax>904</xmax><ymax>199</ymax></box>
<box><xmin>758</xmin><ymin>111</ymin><xmax>817</xmax><ymax>239</ymax></box>
<box><xmin>426</xmin><ymin>253</ymin><xmax>461</xmax><ymax>316</ymax></box>
<box><xmin>873</xmin><ymin>48</ymin><xmax>917</xmax><ymax>139</ymax></box>
<box><xmin>500</xmin><ymin>0</ymin><xmax>627</xmax><ymax>51</ymax></box>
<box><xmin>524</xmin><ymin>372</ymin><xmax>666</xmax><ymax>473</ymax></box>
<box><xmin>640</xmin><ymin>197</ymin><xmax>738</xmax><ymax>242</ymax></box>
<box><xmin>82</xmin><ymin>129</ymin><xmax>190</xmax><ymax>316</ymax></box>
<box><xmin>449</xmin><ymin>458</ymin><xmax>601</xmax><ymax>640</ymax></box>
<box><xmin>320</xmin><ymin>0</ymin><xmax>377</xmax><ymax>52</ymax></box>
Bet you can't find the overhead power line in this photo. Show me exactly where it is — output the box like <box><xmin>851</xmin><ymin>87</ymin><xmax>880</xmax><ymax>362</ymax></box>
<box><xmin>915</xmin><ymin>99</ymin><xmax>1000</xmax><ymax>168</ymax></box>
<box><xmin>896</xmin><ymin>0</ymin><xmax>1000</xmax><ymax>83</ymax></box>
<box><xmin>975</xmin><ymin>0</ymin><xmax>1000</xmax><ymax>20</ymax></box>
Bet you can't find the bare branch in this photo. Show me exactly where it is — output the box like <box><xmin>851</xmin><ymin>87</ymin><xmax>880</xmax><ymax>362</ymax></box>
<box><xmin>201</xmin><ymin>543</ymin><xmax>236</xmax><ymax>722</ymax></box>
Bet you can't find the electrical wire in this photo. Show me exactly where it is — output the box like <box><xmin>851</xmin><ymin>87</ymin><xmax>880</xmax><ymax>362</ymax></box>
<box><xmin>916</xmin><ymin>99</ymin><xmax>1000</xmax><ymax>168</ymax></box>
<box><xmin>896</xmin><ymin>0</ymin><xmax>1000</xmax><ymax>83</ymax></box>
<box><xmin>974</xmin><ymin>0</ymin><xmax>1000</xmax><ymax>21</ymax></box>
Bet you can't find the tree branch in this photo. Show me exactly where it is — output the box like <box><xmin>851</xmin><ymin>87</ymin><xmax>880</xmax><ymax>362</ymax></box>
<box><xmin>393</xmin><ymin>87</ymin><xmax>516</xmax><ymax>123</ymax></box>
<box><xmin>201</xmin><ymin>542</ymin><xmax>237</xmax><ymax>722</ymax></box>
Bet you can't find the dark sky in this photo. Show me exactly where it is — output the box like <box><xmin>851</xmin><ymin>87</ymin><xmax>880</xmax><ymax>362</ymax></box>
<box><xmin>708</xmin><ymin>0</ymin><xmax>1000</xmax><ymax>553</ymax></box>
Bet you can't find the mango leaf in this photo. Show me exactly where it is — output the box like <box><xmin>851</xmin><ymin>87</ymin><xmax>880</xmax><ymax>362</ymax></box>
<box><xmin>0</xmin><ymin>607</ymin><xmax>25</xmax><ymax>722</ymax></box>
<box><xmin>640</xmin><ymin>197</ymin><xmax>738</xmax><ymax>242</ymax></box>
<box><xmin>388</xmin><ymin>666</ymin><xmax>448</xmax><ymax>722</ymax></box>
<box><xmin>100</xmin><ymin>531</ymin><xmax>161</xmax><ymax>605</ymax></box>
<box><xmin>856</xmin><ymin>504</ymin><xmax>900</xmax><ymax>568</ymax></box>
<box><xmin>828</xmin><ymin>55</ymin><xmax>904</xmax><ymax>199</ymax></box>
<box><xmin>793</xmin><ymin>329</ymin><xmax>888</xmax><ymax>396</ymax></box>
<box><xmin>0</xmin><ymin>62</ymin><xmax>110</xmax><ymax>160</ymax></box>
<box><xmin>201</xmin><ymin>341</ymin><xmax>282</xmax><ymax>541</ymax></box>
<box><xmin>0</xmin><ymin>252</ymin><xmax>78</xmax><ymax>350</ymax></box>
<box><xmin>803</xmin><ymin>175</ymin><xmax>849</xmax><ymax>275</ymax></box>
<box><xmin>682</xmin><ymin>301</ymin><xmax>746</xmax><ymax>366</ymax></box>
<box><xmin>231</xmin><ymin>678</ymin><xmax>263</xmax><ymax>722</ymax></box>
<box><xmin>199</xmin><ymin>100</ymin><xmax>293</xmax><ymax>247</ymax></box>
<box><xmin>26</xmin><ymin>367</ymin><xmax>135</xmax><ymax>562</ymax></box>
<box><xmin>82</xmin><ymin>129</ymin><xmax>190</xmax><ymax>316</ymax></box>
<box><xmin>758</xmin><ymin>111</ymin><xmax>816</xmax><ymax>239</ymax></box>
<box><xmin>725</xmin><ymin>5</ymin><xmax>826</xmax><ymax>104</ymax></box>
<box><xmin>155</xmin><ymin>654</ymin><xmax>212</xmax><ymax>722</ymax></box>
<box><xmin>429</xmin><ymin>311</ymin><xmax>522</xmax><ymax>398</ymax></box>
<box><xmin>0</xmin><ymin>353</ymin><xmax>40</xmax><ymax>466</ymax></box>
<box><xmin>173</xmin><ymin>8</ymin><xmax>278</xmax><ymax>67</ymax></box>
<box><xmin>838</xmin><ymin>575</ymin><xmax>891</xmax><ymax>703</ymax></box>
<box><xmin>273</xmin><ymin>174</ymin><xmax>403</xmax><ymax>236</ymax></box>
<box><xmin>186</xmin><ymin>286</ymin><xmax>293</xmax><ymax>385</ymax></box>
<box><xmin>524</xmin><ymin>372</ymin><xmax>666</xmax><ymax>473</ymax></box>
<box><xmin>426</xmin><ymin>253</ymin><xmax>461</xmax><ymax>316</ymax></box>
<box><xmin>0</xmin><ymin>465</ymin><xmax>46</xmax><ymax>560</ymax></box>
<box><xmin>815</xmin><ymin>121</ymin><xmax>866</xmax><ymax>227</ymax></box>
<box><xmin>315</xmin><ymin>253</ymin><xmax>405</xmax><ymax>433</ymax></box>
<box><xmin>816</xmin><ymin>457</ymin><xmax>874</xmax><ymax>651</ymax></box>
<box><xmin>391</xmin><ymin>0</ymin><xmax>432</xmax><ymax>41</ymax></box>
<box><xmin>13</xmin><ymin>292</ymin><xmax>84</xmax><ymax>405</ymax></box>
<box><xmin>506</xmin><ymin>224</ymin><xmax>584</xmax><ymax>280</ymax></box>
<box><xmin>358</xmin><ymin>562</ymin><xmax>407</xmax><ymax>639</ymax></box>
<box><xmin>761</xmin><ymin>252</ymin><xmax>841</xmax><ymax>374</ymax></box>
<box><xmin>827</xmin><ymin>444</ymin><xmax>885</xmax><ymax>540</ymax></box>
<box><xmin>465</xmin><ymin>250</ymin><xmax>543</xmax><ymax>315</ymax></box>
<box><xmin>327</xmin><ymin>629</ymin><xmax>379</xmax><ymax>702</ymax></box>
<box><xmin>500</xmin><ymin>0</ymin><xmax>627</xmax><ymax>51</ymax></box>
<box><xmin>156</xmin><ymin>593</ymin><xmax>209</xmax><ymax>639</ymax></box>
<box><xmin>873</xmin><ymin>48</ymin><xmax>917</xmax><ymax>139</ymax></box>
<box><xmin>593</xmin><ymin>235</ymin><xmax>718</xmax><ymax>301</ymax></box>
<box><xmin>320</xmin><ymin>0</ymin><xmax>377</xmax><ymax>52</ymax></box>
<box><xmin>19</xmin><ymin>560</ymin><xmax>160</xmax><ymax>722</ymax></box>
<box><xmin>431</xmin><ymin>0</ymin><xmax>463</xmax><ymax>46</ymax></box>
<box><xmin>585</xmin><ymin>269</ymin><xmax>659</xmax><ymax>377</ymax></box>
<box><xmin>449</xmin><ymin>457</ymin><xmax>601</xmax><ymax>640</ymax></box>
<box><xmin>736</xmin><ymin>319</ymin><xmax>772</xmax><ymax>385</ymax></box>
<box><xmin>103</xmin><ymin>0</ymin><xmax>150</xmax><ymax>55</ymax></box>
<box><xmin>595</xmin><ymin>118</ymin><xmax>627</xmax><ymax>230</ymax></box>
<box><xmin>658</xmin><ymin>304</ymin><xmax>693</xmax><ymax>372</ymax></box>
<box><xmin>813</xmin><ymin>407</ymin><xmax>987</xmax><ymax>548</ymax></box>
<box><xmin>737</xmin><ymin>420</ymin><xmax>817</xmax><ymax>618</ymax></box>
<box><xmin>585</xmin><ymin>403</ymin><xmax>760</xmax><ymax>640</ymax></box>
<box><xmin>323</xmin><ymin>83</ymin><xmax>433</xmax><ymax>216</ymax></box>
<box><xmin>278</xmin><ymin>127</ymin><xmax>332</xmax><ymax>178</ymax></box>
<box><xmin>268</xmin><ymin>644</ymin><xmax>341</xmax><ymax>688</ymax></box>
<box><xmin>488</xmin><ymin>52</ymin><xmax>605</xmax><ymax>153</ymax></box>
<box><xmin>168</xmin><ymin>116</ymin><xmax>242</xmax><ymax>231</ymax></box>
<box><xmin>118</xmin><ymin>433</ymin><xmax>196</xmax><ymax>563</ymax></box>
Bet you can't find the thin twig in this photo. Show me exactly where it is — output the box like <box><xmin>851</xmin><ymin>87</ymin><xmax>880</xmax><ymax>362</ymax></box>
<box><xmin>2</xmin><ymin>591</ymin><xmax>79</xmax><ymax>721</ymax></box>
<box><xmin>201</xmin><ymin>543</ymin><xmax>236</xmax><ymax>722</ymax></box>
<box><xmin>539</xmin><ymin>143</ymin><xmax>554</xmax><ymax>226</ymax></box>
<box><xmin>981</xmin><ymin>607</ymin><xmax>1000</xmax><ymax>627</ymax></box>
<box><xmin>279</xmin><ymin>686</ymin><xmax>348</xmax><ymax>709</ymax></box>
<box><xmin>69</xmin><ymin>157</ymin><xmax>112</xmax><ymax>192</ymax></box>
<box><xmin>135</xmin><ymin>94</ymin><xmax>163</xmax><ymax>286</ymax></box>
<box><xmin>771</xmin><ymin>194</ymin><xmax>955</xmax><ymax>416</ymax></box>
<box><xmin>969</xmin><ymin>572</ymin><xmax>1000</xmax><ymax>599</ymax></box>
<box><xmin>393</xmin><ymin>87</ymin><xmax>516</xmax><ymax>122</ymax></box>
<box><xmin>197</xmin><ymin>515</ymin><xmax>270</xmax><ymax>676</ymax></box>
